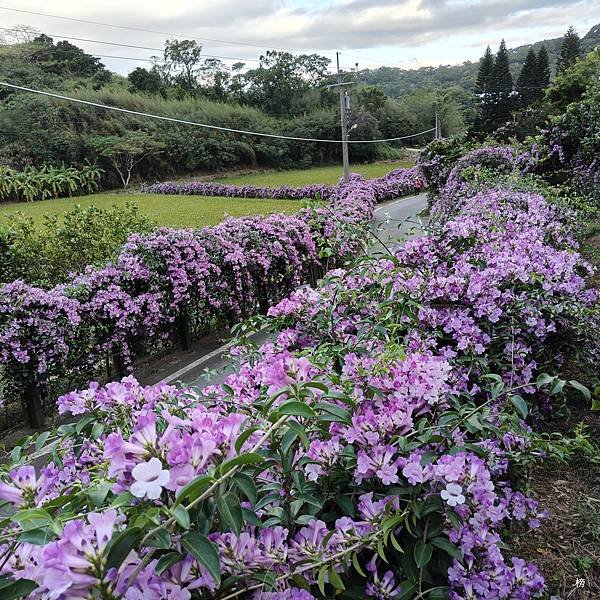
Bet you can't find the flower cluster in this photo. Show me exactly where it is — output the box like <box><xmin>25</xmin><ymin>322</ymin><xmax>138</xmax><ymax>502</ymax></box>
<box><xmin>0</xmin><ymin>158</ymin><xmax>594</xmax><ymax>599</ymax></box>
<box><xmin>0</xmin><ymin>168</ymin><xmax>423</xmax><ymax>422</ymax></box>
<box><xmin>141</xmin><ymin>167</ymin><xmax>425</xmax><ymax>202</ymax></box>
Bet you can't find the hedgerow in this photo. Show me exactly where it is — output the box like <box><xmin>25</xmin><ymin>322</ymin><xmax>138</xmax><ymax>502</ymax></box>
<box><xmin>0</xmin><ymin>167</ymin><xmax>423</xmax><ymax>428</ymax></box>
<box><xmin>0</xmin><ymin>155</ymin><xmax>595</xmax><ymax>599</ymax></box>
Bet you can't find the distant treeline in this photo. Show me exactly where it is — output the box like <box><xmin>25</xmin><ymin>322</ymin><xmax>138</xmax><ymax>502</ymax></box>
<box><xmin>0</xmin><ymin>31</ymin><xmax>467</xmax><ymax>188</ymax></box>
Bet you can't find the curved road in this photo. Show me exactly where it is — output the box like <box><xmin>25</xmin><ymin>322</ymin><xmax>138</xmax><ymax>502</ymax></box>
<box><xmin>370</xmin><ymin>192</ymin><xmax>428</xmax><ymax>254</ymax></box>
<box><xmin>138</xmin><ymin>192</ymin><xmax>429</xmax><ymax>388</ymax></box>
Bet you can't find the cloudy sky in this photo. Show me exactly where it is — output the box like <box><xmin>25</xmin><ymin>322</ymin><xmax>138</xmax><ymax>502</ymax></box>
<box><xmin>1</xmin><ymin>0</ymin><xmax>598</xmax><ymax>74</ymax></box>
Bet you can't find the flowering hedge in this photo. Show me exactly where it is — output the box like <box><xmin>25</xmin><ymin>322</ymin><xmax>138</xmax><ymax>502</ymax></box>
<box><xmin>141</xmin><ymin>166</ymin><xmax>425</xmax><ymax>202</ymax></box>
<box><xmin>0</xmin><ymin>153</ymin><xmax>595</xmax><ymax>599</ymax></box>
<box><xmin>0</xmin><ymin>168</ymin><xmax>422</xmax><ymax>428</ymax></box>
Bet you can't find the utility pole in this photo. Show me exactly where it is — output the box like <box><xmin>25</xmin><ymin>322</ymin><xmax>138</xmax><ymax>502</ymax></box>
<box><xmin>328</xmin><ymin>52</ymin><xmax>353</xmax><ymax>183</ymax></box>
<box><xmin>435</xmin><ymin>111</ymin><xmax>442</xmax><ymax>140</ymax></box>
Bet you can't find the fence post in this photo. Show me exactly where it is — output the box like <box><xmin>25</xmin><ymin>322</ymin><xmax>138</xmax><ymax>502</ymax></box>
<box><xmin>23</xmin><ymin>379</ymin><xmax>44</xmax><ymax>429</ymax></box>
<box><xmin>177</xmin><ymin>309</ymin><xmax>191</xmax><ymax>351</ymax></box>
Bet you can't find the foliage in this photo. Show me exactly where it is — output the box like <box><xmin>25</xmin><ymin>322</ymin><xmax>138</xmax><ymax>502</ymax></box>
<box><xmin>0</xmin><ymin>203</ymin><xmax>156</xmax><ymax>286</ymax></box>
<box><xmin>416</xmin><ymin>136</ymin><xmax>477</xmax><ymax>195</ymax></box>
<box><xmin>0</xmin><ymin>164</ymin><xmax>103</xmax><ymax>202</ymax></box>
<box><xmin>545</xmin><ymin>48</ymin><xmax>600</xmax><ymax>113</ymax></box>
<box><xmin>87</xmin><ymin>133</ymin><xmax>164</xmax><ymax>188</ymax></box>
<box><xmin>0</xmin><ymin>158</ymin><xmax>596</xmax><ymax>599</ymax></box>
<box><xmin>0</xmin><ymin>169</ymin><xmax>422</xmax><ymax>426</ymax></box>
<box><xmin>556</xmin><ymin>26</ymin><xmax>583</xmax><ymax>74</ymax></box>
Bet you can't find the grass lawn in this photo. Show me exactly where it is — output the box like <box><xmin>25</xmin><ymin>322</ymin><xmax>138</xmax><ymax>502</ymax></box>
<box><xmin>0</xmin><ymin>160</ymin><xmax>412</xmax><ymax>229</ymax></box>
<box><xmin>213</xmin><ymin>160</ymin><xmax>414</xmax><ymax>187</ymax></box>
<box><xmin>0</xmin><ymin>194</ymin><xmax>303</xmax><ymax>229</ymax></box>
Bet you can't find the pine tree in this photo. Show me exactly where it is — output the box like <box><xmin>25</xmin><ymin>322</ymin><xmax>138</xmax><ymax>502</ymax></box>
<box><xmin>475</xmin><ymin>46</ymin><xmax>494</xmax><ymax>94</ymax></box>
<box><xmin>489</xmin><ymin>39</ymin><xmax>513</xmax><ymax>127</ymax></box>
<box><xmin>516</xmin><ymin>47</ymin><xmax>538</xmax><ymax>106</ymax></box>
<box><xmin>536</xmin><ymin>45</ymin><xmax>551</xmax><ymax>90</ymax></box>
<box><xmin>556</xmin><ymin>26</ymin><xmax>582</xmax><ymax>73</ymax></box>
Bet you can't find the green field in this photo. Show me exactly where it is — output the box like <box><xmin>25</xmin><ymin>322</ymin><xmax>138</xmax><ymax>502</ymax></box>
<box><xmin>0</xmin><ymin>160</ymin><xmax>411</xmax><ymax>229</ymax></box>
<box><xmin>0</xmin><ymin>194</ymin><xmax>303</xmax><ymax>229</ymax></box>
<box><xmin>213</xmin><ymin>160</ymin><xmax>413</xmax><ymax>187</ymax></box>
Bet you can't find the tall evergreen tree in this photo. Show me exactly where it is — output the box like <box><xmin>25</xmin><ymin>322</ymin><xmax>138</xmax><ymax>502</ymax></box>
<box><xmin>556</xmin><ymin>26</ymin><xmax>582</xmax><ymax>73</ymax></box>
<box><xmin>536</xmin><ymin>45</ymin><xmax>551</xmax><ymax>90</ymax></box>
<box><xmin>489</xmin><ymin>39</ymin><xmax>513</xmax><ymax>127</ymax></box>
<box><xmin>475</xmin><ymin>46</ymin><xmax>494</xmax><ymax>94</ymax></box>
<box><xmin>516</xmin><ymin>47</ymin><xmax>538</xmax><ymax>106</ymax></box>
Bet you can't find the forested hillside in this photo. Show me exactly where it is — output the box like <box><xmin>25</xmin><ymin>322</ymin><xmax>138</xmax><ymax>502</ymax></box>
<box><xmin>355</xmin><ymin>21</ymin><xmax>600</xmax><ymax>96</ymax></box>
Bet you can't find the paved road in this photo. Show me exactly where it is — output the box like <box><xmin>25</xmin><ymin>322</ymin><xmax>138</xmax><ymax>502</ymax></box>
<box><xmin>140</xmin><ymin>192</ymin><xmax>429</xmax><ymax>389</ymax></box>
<box><xmin>370</xmin><ymin>192</ymin><xmax>428</xmax><ymax>254</ymax></box>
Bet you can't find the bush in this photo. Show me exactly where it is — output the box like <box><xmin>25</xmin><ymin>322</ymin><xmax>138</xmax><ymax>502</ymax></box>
<box><xmin>0</xmin><ymin>163</ymin><xmax>103</xmax><ymax>202</ymax></box>
<box><xmin>1</xmin><ymin>170</ymin><xmax>424</xmax><ymax>427</ymax></box>
<box><xmin>0</xmin><ymin>165</ymin><xmax>595</xmax><ymax>599</ymax></box>
<box><xmin>1</xmin><ymin>203</ymin><xmax>156</xmax><ymax>286</ymax></box>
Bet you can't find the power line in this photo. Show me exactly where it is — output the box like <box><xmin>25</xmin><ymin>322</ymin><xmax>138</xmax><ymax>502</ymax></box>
<box><xmin>0</xmin><ymin>81</ymin><xmax>436</xmax><ymax>144</ymax></box>
<box><xmin>0</xmin><ymin>27</ymin><xmax>260</xmax><ymax>63</ymax></box>
<box><xmin>0</xmin><ymin>7</ymin><xmax>416</xmax><ymax>72</ymax></box>
<box><xmin>0</xmin><ymin>5</ymin><xmax>295</xmax><ymax>52</ymax></box>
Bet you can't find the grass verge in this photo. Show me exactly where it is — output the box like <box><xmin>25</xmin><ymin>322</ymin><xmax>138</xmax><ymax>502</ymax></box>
<box><xmin>0</xmin><ymin>194</ymin><xmax>303</xmax><ymax>229</ymax></box>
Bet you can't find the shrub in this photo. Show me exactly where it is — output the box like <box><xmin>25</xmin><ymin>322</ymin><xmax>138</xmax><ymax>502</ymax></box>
<box><xmin>0</xmin><ymin>169</ymin><xmax>594</xmax><ymax>599</ymax></box>
<box><xmin>1</xmin><ymin>203</ymin><xmax>156</xmax><ymax>286</ymax></box>
<box><xmin>0</xmin><ymin>169</ymin><xmax>424</xmax><ymax>427</ymax></box>
<box><xmin>0</xmin><ymin>163</ymin><xmax>103</xmax><ymax>203</ymax></box>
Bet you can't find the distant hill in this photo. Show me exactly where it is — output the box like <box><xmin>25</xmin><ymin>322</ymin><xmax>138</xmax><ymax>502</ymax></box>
<box><xmin>355</xmin><ymin>22</ymin><xmax>600</xmax><ymax>97</ymax></box>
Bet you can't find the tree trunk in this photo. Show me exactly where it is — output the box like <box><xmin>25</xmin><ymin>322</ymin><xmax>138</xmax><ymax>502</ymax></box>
<box><xmin>24</xmin><ymin>380</ymin><xmax>44</xmax><ymax>429</ymax></box>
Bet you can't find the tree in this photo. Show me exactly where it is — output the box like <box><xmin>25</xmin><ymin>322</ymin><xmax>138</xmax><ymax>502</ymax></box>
<box><xmin>474</xmin><ymin>46</ymin><xmax>494</xmax><ymax>95</ymax></box>
<box><xmin>545</xmin><ymin>47</ymin><xmax>600</xmax><ymax>112</ymax></box>
<box><xmin>128</xmin><ymin>67</ymin><xmax>163</xmax><ymax>95</ymax></box>
<box><xmin>556</xmin><ymin>26</ymin><xmax>582</xmax><ymax>74</ymax></box>
<box><xmin>88</xmin><ymin>133</ymin><xmax>164</xmax><ymax>188</ymax></box>
<box><xmin>163</xmin><ymin>39</ymin><xmax>203</xmax><ymax>92</ymax></box>
<box><xmin>489</xmin><ymin>39</ymin><xmax>514</xmax><ymax>127</ymax></box>
<box><xmin>536</xmin><ymin>45</ymin><xmax>551</xmax><ymax>90</ymax></box>
<box><xmin>197</xmin><ymin>59</ymin><xmax>230</xmax><ymax>102</ymax></box>
<box><xmin>243</xmin><ymin>50</ymin><xmax>330</xmax><ymax>116</ymax></box>
<box><xmin>516</xmin><ymin>47</ymin><xmax>539</xmax><ymax>106</ymax></box>
<box><xmin>356</xmin><ymin>86</ymin><xmax>388</xmax><ymax>112</ymax></box>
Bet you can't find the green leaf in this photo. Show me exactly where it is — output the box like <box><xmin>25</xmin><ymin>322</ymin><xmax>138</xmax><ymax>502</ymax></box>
<box><xmin>536</xmin><ymin>373</ymin><xmax>555</xmax><ymax>387</ymax></box>
<box><xmin>88</xmin><ymin>481</ymin><xmax>111</xmax><ymax>508</ymax></box>
<box><xmin>0</xmin><ymin>578</ymin><xmax>38</xmax><ymax>599</ymax></box>
<box><xmin>155</xmin><ymin>551</ymin><xmax>183</xmax><ymax>576</ymax></box>
<box><xmin>395</xmin><ymin>581</ymin><xmax>418</xmax><ymax>600</ymax></box>
<box><xmin>277</xmin><ymin>401</ymin><xmax>315</xmax><ymax>418</ymax></box>
<box><xmin>281</xmin><ymin>427</ymin><xmax>299</xmax><ymax>457</ymax></box>
<box><xmin>18</xmin><ymin>528</ymin><xmax>54</xmax><ymax>545</ymax></box>
<box><xmin>106</xmin><ymin>527</ymin><xmax>142</xmax><ymax>570</ymax></box>
<box><xmin>328</xmin><ymin>567</ymin><xmax>345</xmax><ymax>591</ymax></box>
<box><xmin>171</xmin><ymin>505</ymin><xmax>190</xmax><ymax>530</ymax></box>
<box><xmin>317</xmin><ymin>565</ymin><xmax>328</xmax><ymax>596</ymax></box>
<box><xmin>173</xmin><ymin>475</ymin><xmax>214</xmax><ymax>507</ymax></box>
<box><xmin>233</xmin><ymin>472</ymin><xmax>257</xmax><ymax>505</ymax></box>
<box><xmin>12</xmin><ymin>509</ymin><xmax>53</xmax><ymax>531</ymax></box>
<box><xmin>234</xmin><ymin>426</ymin><xmax>260</xmax><ymax>453</ymax></box>
<box><xmin>34</xmin><ymin>431</ymin><xmax>51</xmax><ymax>452</ymax></box>
<box><xmin>352</xmin><ymin>553</ymin><xmax>366</xmax><ymax>577</ymax></box>
<box><xmin>75</xmin><ymin>414</ymin><xmax>96</xmax><ymax>434</ymax></box>
<box><xmin>414</xmin><ymin>541</ymin><xmax>433</xmax><ymax>568</ymax></box>
<box><xmin>510</xmin><ymin>395</ymin><xmax>529</xmax><ymax>419</ymax></box>
<box><xmin>430</xmin><ymin>536</ymin><xmax>462</xmax><ymax>560</ymax></box>
<box><xmin>220</xmin><ymin>453</ymin><xmax>264</xmax><ymax>475</ymax></box>
<box><xmin>146</xmin><ymin>527</ymin><xmax>170</xmax><ymax>549</ymax></box>
<box><xmin>314</xmin><ymin>401</ymin><xmax>351</xmax><ymax>423</ymax></box>
<box><xmin>569</xmin><ymin>380</ymin><xmax>591</xmax><ymax>401</ymax></box>
<box><xmin>181</xmin><ymin>532</ymin><xmax>221</xmax><ymax>586</ymax></box>
<box><xmin>216</xmin><ymin>492</ymin><xmax>243</xmax><ymax>536</ymax></box>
